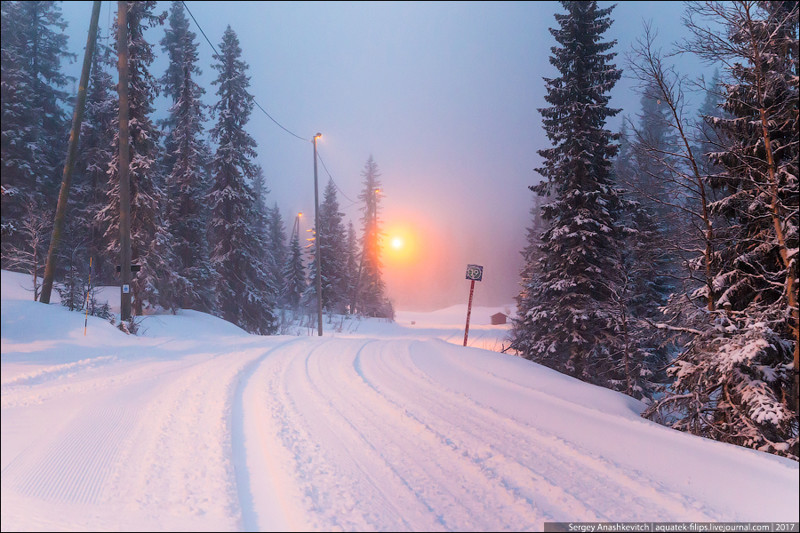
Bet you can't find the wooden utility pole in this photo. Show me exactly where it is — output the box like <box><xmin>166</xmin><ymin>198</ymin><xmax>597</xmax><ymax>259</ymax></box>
<box><xmin>39</xmin><ymin>1</ymin><xmax>102</xmax><ymax>305</ymax></box>
<box><xmin>117</xmin><ymin>0</ymin><xmax>132</xmax><ymax>322</ymax></box>
<box><xmin>313</xmin><ymin>133</ymin><xmax>323</xmax><ymax>336</ymax></box>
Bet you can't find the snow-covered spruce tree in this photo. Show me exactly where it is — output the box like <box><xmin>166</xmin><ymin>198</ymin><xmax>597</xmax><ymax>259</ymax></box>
<box><xmin>646</xmin><ymin>1</ymin><xmax>798</xmax><ymax>458</ymax></box>
<box><xmin>353</xmin><ymin>156</ymin><xmax>392</xmax><ymax>318</ymax></box>
<box><xmin>1</xmin><ymin>1</ymin><xmax>71</xmax><ymax>254</ymax></box>
<box><xmin>282</xmin><ymin>231</ymin><xmax>307</xmax><ymax>312</ymax></box>
<box><xmin>207</xmin><ymin>26</ymin><xmax>277</xmax><ymax>335</ymax></box>
<box><xmin>344</xmin><ymin>221</ymin><xmax>360</xmax><ymax>314</ymax></box>
<box><xmin>96</xmin><ymin>1</ymin><xmax>178</xmax><ymax>316</ymax></box>
<box><xmin>160</xmin><ymin>0</ymin><xmax>215</xmax><ymax>313</ymax></box>
<box><xmin>510</xmin><ymin>1</ymin><xmax>625</xmax><ymax>387</ymax></box>
<box><xmin>598</xmin><ymin>123</ymin><xmax>671</xmax><ymax>401</ymax></box>
<box><xmin>249</xmin><ymin>164</ymin><xmax>281</xmax><ymax>318</ymax></box>
<box><xmin>304</xmin><ymin>180</ymin><xmax>348</xmax><ymax>314</ymax></box>
<box><xmin>694</xmin><ymin>69</ymin><xmax>728</xmax><ymax>195</ymax></box>
<box><xmin>71</xmin><ymin>32</ymin><xmax>117</xmax><ymax>284</ymax></box>
<box><xmin>265</xmin><ymin>203</ymin><xmax>288</xmax><ymax>305</ymax></box>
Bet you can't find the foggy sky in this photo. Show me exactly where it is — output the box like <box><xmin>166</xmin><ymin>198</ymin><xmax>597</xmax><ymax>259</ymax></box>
<box><xmin>58</xmin><ymin>1</ymin><xmax>712</xmax><ymax>311</ymax></box>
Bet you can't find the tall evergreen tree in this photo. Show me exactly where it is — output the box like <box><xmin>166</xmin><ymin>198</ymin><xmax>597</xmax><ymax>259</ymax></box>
<box><xmin>207</xmin><ymin>26</ymin><xmax>276</xmax><ymax>334</ymax></box>
<box><xmin>283</xmin><ymin>231</ymin><xmax>307</xmax><ymax>312</ymax></box>
<box><xmin>1</xmin><ymin>1</ymin><xmax>72</xmax><ymax>252</ymax></box>
<box><xmin>510</xmin><ymin>1</ymin><xmax>625</xmax><ymax>387</ymax></box>
<box><xmin>304</xmin><ymin>180</ymin><xmax>348</xmax><ymax>313</ymax></box>
<box><xmin>344</xmin><ymin>221</ymin><xmax>360</xmax><ymax>314</ymax></box>
<box><xmin>160</xmin><ymin>0</ymin><xmax>214</xmax><ymax>312</ymax></box>
<box><xmin>71</xmin><ymin>30</ymin><xmax>117</xmax><ymax>283</ymax></box>
<box><xmin>96</xmin><ymin>1</ymin><xmax>173</xmax><ymax>315</ymax></box>
<box><xmin>354</xmin><ymin>156</ymin><xmax>392</xmax><ymax>318</ymax></box>
<box><xmin>265</xmin><ymin>202</ymin><xmax>287</xmax><ymax>302</ymax></box>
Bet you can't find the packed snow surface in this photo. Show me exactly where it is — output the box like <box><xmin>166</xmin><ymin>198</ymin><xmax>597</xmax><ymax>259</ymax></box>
<box><xmin>1</xmin><ymin>270</ymin><xmax>798</xmax><ymax>531</ymax></box>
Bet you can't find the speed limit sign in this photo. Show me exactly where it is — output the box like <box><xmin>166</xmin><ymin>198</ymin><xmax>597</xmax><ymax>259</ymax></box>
<box><xmin>465</xmin><ymin>264</ymin><xmax>483</xmax><ymax>282</ymax></box>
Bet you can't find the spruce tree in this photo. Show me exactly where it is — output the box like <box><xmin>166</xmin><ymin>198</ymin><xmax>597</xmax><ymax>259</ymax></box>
<box><xmin>72</xmin><ymin>32</ymin><xmax>116</xmax><ymax>283</ymax></box>
<box><xmin>510</xmin><ymin>1</ymin><xmax>625</xmax><ymax>386</ymax></box>
<box><xmin>305</xmin><ymin>180</ymin><xmax>348</xmax><ymax>313</ymax></box>
<box><xmin>207</xmin><ymin>26</ymin><xmax>277</xmax><ymax>334</ymax></box>
<box><xmin>344</xmin><ymin>221</ymin><xmax>360</xmax><ymax>314</ymax></box>
<box><xmin>354</xmin><ymin>156</ymin><xmax>392</xmax><ymax>318</ymax></box>
<box><xmin>283</xmin><ymin>231</ymin><xmax>307</xmax><ymax>312</ymax></box>
<box><xmin>265</xmin><ymin>202</ymin><xmax>288</xmax><ymax>304</ymax></box>
<box><xmin>160</xmin><ymin>0</ymin><xmax>214</xmax><ymax>312</ymax></box>
<box><xmin>96</xmin><ymin>1</ymin><xmax>172</xmax><ymax>316</ymax></box>
<box><xmin>1</xmin><ymin>1</ymin><xmax>72</xmax><ymax>253</ymax></box>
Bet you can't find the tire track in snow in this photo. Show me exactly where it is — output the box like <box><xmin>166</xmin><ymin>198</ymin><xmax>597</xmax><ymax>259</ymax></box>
<box><xmin>114</xmin><ymin>345</ymin><xmax>276</xmax><ymax>530</ymax></box>
<box><xmin>430</xmin><ymin>343</ymin><xmax>720</xmax><ymax>519</ymax></box>
<box><xmin>230</xmin><ymin>336</ymin><xmax>310</xmax><ymax>532</ymax></box>
<box><xmin>255</xmin><ymin>338</ymin><xmax>457</xmax><ymax>531</ymax></box>
<box><xmin>260</xmin><ymin>338</ymin><xmax>551</xmax><ymax>531</ymax></box>
<box><xmin>354</xmin><ymin>340</ymin><xmax>596</xmax><ymax>526</ymax></box>
<box><xmin>364</xmin><ymin>340</ymin><xmax>716</xmax><ymax>522</ymax></box>
<box><xmin>302</xmin><ymin>339</ymin><xmax>478</xmax><ymax>531</ymax></box>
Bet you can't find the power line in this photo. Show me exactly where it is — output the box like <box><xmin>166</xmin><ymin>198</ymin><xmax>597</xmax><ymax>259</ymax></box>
<box><xmin>181</xmin><ymin>1</ymin><xmax>361</xmax><ymax>206</ymax></box>
<box><xmin>181</xmin><ymin>1</ymin><xmax>310</xmax><ymax>143</ymax></box>
<box><xmin>317</xmin><ymin>151</ymin><xmax>357</xmax><ymax>205</ymax></box>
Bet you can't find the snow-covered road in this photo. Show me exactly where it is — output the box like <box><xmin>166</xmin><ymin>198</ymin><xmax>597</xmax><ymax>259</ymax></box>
<box><xmin>2</xmin><ymin>272</ymin><xmax>798</xmax><ymax>531</ymax></box>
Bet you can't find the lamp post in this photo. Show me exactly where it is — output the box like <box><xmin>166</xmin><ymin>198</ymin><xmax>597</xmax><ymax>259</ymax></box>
<box><xmin>292</xmin><ymin>212</ymin><xmax>303</xmax><ymax>240</ymax></box>
<box><xmin>313</xmin><ymin>133</ymin><xmax>323</xmax><ymax>336</ymax></box>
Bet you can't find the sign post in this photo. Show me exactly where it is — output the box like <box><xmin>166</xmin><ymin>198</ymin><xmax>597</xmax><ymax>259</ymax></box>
<box><xmin>463</xmin><ymin>264</ymin><xmax>483</xmax><ymax>346</ymax></box>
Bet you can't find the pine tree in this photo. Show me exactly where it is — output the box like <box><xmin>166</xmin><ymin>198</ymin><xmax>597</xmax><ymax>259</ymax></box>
<box><xmin>646</xmin><ymin>0</ymin><xmax>798</xmax><ymax>458</ymax></box>
<box><xmin>354</xmin><ymin>156</ymin><xmax>392</xmax><ymax>318</ymax></box>
<box><xmin>72</xmin><ymin>30</ymin><xmax>116</xmax><ymax>283</ymax></box>
<box><xmin>510</xmin><ymin>1</ymin><xmax>625</xmax><ymax>387</ymax></box>
<box><xmin>207</xmin><ymin>26</ymin><xmax>277</xmax><ymax>335</ymax></box>
<box><xmin>265</xmin><ymin>202</ymin><xmax>287</xmax><ymax>303</ymax></box>
<box><xmin>344</xmin><ymin>221</ymin><xmax>359</xmax><ymax>314</ymax></box>
<box><xmin>160</xmin><ymin>0</ymin><xmax>214</xmax><ymax>312</ymax></box>
<box><xmin>610</xmin><ymin>98</ymin><xmax>678</xmax><ymax>400</ymax></box>
<box><xmin>1</xmin><ymin>1</ymin><xmax>72</xmax><ymax>254</ymax></box>
<box><xmin>283</xmin><ymin>231</ymin><xmax>306</xmax><ymax>311</ymax></box>
<box><xmin>305</xmin><ymin>180</ymin><xmax>348</xmax><ymax>313</ymax></box>
<box><xmin>96</xmin><ymin>1</ymin><xmax>173</xmax><ymax>315</ymax></box>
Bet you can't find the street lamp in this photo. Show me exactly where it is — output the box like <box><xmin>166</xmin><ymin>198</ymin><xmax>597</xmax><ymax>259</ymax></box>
<box><xmin>313</xmin><ymin>133</ymin><xmax>323</xmax><ymax>336</ymax></box>
<box><xmin>292</xmin><ymin>212</ymin><xmax>303</xmax><ymax>240</ymax></box>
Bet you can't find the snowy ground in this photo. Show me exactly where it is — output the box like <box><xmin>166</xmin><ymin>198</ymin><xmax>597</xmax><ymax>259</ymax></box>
<box><xmin>2</xmin><ymin>270</ymin><xmax>798</xmax><ymax>531</ymax></box>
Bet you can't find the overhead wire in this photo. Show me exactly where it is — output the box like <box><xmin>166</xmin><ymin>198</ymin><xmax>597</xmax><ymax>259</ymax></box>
<box><xmin>181</xmin><ymin>1</ymin><xmax>363</xmax><ymax>206</ymax></box>
<box><xmin>181</xmin><ymin>0</ymin><xmax>311</xmax><ymax>143</ymax></box>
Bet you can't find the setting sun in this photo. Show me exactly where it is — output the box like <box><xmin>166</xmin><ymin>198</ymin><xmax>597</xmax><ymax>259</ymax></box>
<box><xmin>382</xmin><ymin>224</ymin><xmax>419</xmax><ymax>265</ymax></box>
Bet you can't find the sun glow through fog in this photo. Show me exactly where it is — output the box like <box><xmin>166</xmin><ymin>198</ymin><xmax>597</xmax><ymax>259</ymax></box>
<box><xmin>383</xmin><ymin>224</ymin><xmax>418</xmax><ymax>265</ymax></box>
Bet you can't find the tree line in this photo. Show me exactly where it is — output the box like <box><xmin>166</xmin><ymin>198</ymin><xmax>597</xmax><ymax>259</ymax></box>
<box><xmin>512</xmin><ymin>1</ymin><xmax>798</xmax><ymax>459</ymax></box>
<box><xmin>0</xmin><ymin>1</ymin><xmax>393</xmax><ymax>335</ymax></box>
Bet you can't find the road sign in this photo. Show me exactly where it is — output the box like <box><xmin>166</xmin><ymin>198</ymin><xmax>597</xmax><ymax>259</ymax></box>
<box><xmin>116</xmin><ymin>265</ymin><xmax>141</xmax><ymax>273</ymax></box>
<box><xmin>465</xmin><ymin>264</ymin><xmax>483</xmax><ymax>282</ymax></box>
<box><xmin>464</xmin><ymin>264</ymin><xmax>484</xmax><ymax>346</ymax></box>
<box><xmin>122</xmin><ymin>284</ymin><xmax>130</xmax><ymax>294</ymax></box>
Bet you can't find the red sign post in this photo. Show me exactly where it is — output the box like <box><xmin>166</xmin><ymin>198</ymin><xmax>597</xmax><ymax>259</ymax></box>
<box><xmin>463</xmin><ymin>264</ymin><xmax>483</xmax><ymax>346</ymax></box>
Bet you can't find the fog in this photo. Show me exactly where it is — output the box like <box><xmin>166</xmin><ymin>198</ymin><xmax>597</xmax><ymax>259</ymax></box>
<box><xmin>59</xmin><ymin>1</ymin><xmax>711</xmax><ymax>311</ymax></box>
